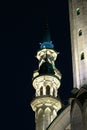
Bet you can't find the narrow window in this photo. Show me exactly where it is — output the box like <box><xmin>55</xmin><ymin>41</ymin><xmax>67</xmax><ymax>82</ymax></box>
<box><xmin>81</xmin><ymin>52</ymin><xmax>85</xmax><ymax>60</ymax></box>
<box><xmin>77</xmin><ymin>8</ymin><xmax>80</xmax><ymax>15</ymax></box>
<box><xmin>53</xmin><ymin>88</ymin><xmax>55</xmax><ymax>97</ymax></box>
<box><xmin>40</xmin><ymin>87</ymin><xmax>43</xmax><ymax>95</ymax></box>
<box><xmin>79</xmin><ymin>30</ymin><xmax>82</xmax><ymax>36</ymax></box>
<box><xmin>46</xmin><ymin>85</ymin><xmax>50</xmax><ymax>95</ymax></box>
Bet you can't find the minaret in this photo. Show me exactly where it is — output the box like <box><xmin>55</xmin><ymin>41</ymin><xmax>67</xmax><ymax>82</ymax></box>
<box><xmin>68</xmin><ymin>0</ymin><xmax>87</xmax><ymax>89</ymax></box>
<box><xmin>31</xmin><ymin>31</ymin><xmax>62</xmax><ymax>130</ymax></box>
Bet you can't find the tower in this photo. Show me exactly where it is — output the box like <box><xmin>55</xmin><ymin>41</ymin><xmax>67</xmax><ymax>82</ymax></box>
<box><xmin>69</xmin><ymin>1</ymin><xmax>87</xmax><ymax>130</ymax></box>
<box><xmin>31</xmin><ymin>34</ymin><xmax>62</xmax><ymax>130</ymax></box>
<box><xmin>69</xmin><ymin>0</ymin><xmax>87</xmax><ymax>89</ymax></box>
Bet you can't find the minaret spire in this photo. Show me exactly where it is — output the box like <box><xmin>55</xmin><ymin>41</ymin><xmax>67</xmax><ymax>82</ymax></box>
<box><xmin>43</xmin><ymin>23</ymin><xmax>51</xmax><ymax>42</ymax></box>
<box><xmin>40</xmin><ymin>24</ymin><xmax>54</xmax><ymax>49</ymax></box>
<box><xmin>31</xmin><ymin>28</ymin><xmax>62</xmax><ymax>130</ymax></box>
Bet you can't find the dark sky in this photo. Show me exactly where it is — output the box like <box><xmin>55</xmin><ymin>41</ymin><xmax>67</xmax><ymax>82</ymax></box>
<box><xmin>0</xmin><ymin>0</ymin><xmax>73</xmax><ymax>130</ymax></box>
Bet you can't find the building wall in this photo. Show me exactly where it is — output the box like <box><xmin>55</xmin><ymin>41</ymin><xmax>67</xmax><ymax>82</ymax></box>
<box><xmin>69</xmin><ymin>0</ymin><xmax>87</xmax><ymax>88</ymax></box>
<box><xmin>83</xmin><ymin>99</ymin><xmax>87</xmax><ymax>130</ymax></box>
<box><xmin>70</xmin><ymin>88</ymin><xmax>87</xmax><ymax>130</ymax></box>
<box><xmin>71</xmin><ymin>100</ymin><xmax>84</xmax><ymax>130</ymax></box>
<box><xmin>47</xmin><ymin>106</ymin><xmax>71</xmax><ymax>130</ymax></box>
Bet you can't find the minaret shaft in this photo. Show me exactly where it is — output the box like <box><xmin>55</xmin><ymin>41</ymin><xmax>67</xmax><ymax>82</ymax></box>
<box><xmin>31</xmin><ymin>41</ymin><xmax>62</xmax><ymax>130</ymax></box>
<box><xmin>32</xmin><ymin>96</ymin><xmax>61</xmax><ymax>130</ymax></box>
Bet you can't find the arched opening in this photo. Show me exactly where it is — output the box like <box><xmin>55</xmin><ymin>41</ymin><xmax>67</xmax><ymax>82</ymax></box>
<box><xmin>37</xmin><ymin>108</ymin><xmax>44</xmax><ymax>130</ymax></box>
<box><xmin>53</xmin><ymin>88</ymin><xmax>55</xmax><ymax>96</ymax></box>
<box><xmin>44</xmin><ymin>107</ymin><xmax>51</xmax><ymax>128</ymax></box>
<box><xmin>40</xmin><ymin>87</ymin><xmax>43</xmax><ymax>95</ymax></box>
<box><xmin>79</xmin><ymin>29</ymin><xmax>82</xmax><ymax>36</ymax></box>
<box><xmin>46</xmin><ymin>85</ymin><xmax>50</xmax><ymax>95</ymax></box>
<box><xmin>81</xmin><ymin>52</ymin><xmax>84</xmax><ymax>60</ymax></box>
<box><xmin>77</xmin><ymin>8</ymin><xmax>80</xmax><ymax>15</ymax></box>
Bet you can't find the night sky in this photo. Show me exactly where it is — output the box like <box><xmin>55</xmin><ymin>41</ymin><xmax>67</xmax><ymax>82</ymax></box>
<box><xmin>0</xmin><ymin>0</ymin><xmax>73</xmax><ymax>130</ymax></box>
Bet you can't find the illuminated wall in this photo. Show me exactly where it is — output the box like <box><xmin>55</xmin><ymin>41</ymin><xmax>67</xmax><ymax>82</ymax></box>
<box><xmin>69</xmin><ymin>0</ymin><xmax>87</xmax><ymax>88</ymax></box>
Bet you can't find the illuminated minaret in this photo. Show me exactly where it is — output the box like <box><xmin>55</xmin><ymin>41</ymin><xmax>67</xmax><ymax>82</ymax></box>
<box><xmin>69</xmin><ymin>0</ymin><xmax>87</xmax><ymax>89</ymax></box>
<box><xmin>31</xmin><ymin>31</ymin><xmax>62</xmax><ymax>130</ymax></box>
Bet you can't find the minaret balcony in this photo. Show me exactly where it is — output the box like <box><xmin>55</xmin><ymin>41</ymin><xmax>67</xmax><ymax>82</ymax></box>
<box><xmin>32</xmin><ymin>74</ymin><xmax>61</xmax><ymax>90</ymax></box>
<box><xmin>31</xmin><ymin>95</ymin><xmax>62</xmax><ymax>112</ymax></box>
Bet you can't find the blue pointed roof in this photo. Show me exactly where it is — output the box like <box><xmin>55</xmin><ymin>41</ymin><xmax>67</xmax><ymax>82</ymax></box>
<box><xmin>40</xmin><ymin>25</ymin><xmax>54</xmax><ymax>49</ymax></box>
<box><xmin>40</xmin><ymin>41</ymin><xmax>54</xmax><ymax>49</ymax></box>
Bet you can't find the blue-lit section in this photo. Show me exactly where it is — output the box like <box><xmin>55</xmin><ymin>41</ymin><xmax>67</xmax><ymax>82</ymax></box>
<box><xmin>40</xmin><ymin>41</ymin><xmax>54</xmax><ymax>49</ymax></box>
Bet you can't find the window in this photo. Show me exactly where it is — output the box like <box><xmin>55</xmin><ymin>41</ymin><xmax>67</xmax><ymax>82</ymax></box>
<box><xmin>79</xmin><ymin>30</ymin><xmax>82</xmax><ymax>36</ymax></box>
<box><xmin>53</xmin><ymin>88</ymin><xmax>55</xmax><ymax>96</ymax></box>
<box><xmin>46</xmin><ymin>85</ymin><xmax>50</xmax><ymax>95</ymax></box>
<box><xmin>81</xmin><ymin>52</ymin><xmax>85</xmax><ymax>60</ymax></box>
<box><xmin>77</xmin><ymin>8</ymin><xmax>80</xmax><ymax>15</ymax></box>
<box><xmin>40</xmin><ymin>87</ymin><xmax>43</xmax><ymax>95</ymax></box>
